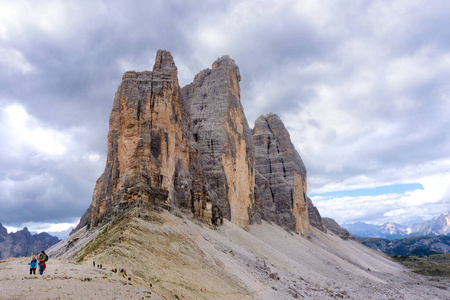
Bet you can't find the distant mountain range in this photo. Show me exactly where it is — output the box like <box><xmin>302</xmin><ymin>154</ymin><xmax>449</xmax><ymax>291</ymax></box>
<box><xmin>0</xmin><ymin>223</ymin><xmax>60</xmax><ymax>259</ymax></box>
<box><xmin>357</xmin><ymin>235</ymin><xmax>450</xmax><ymax>256</ymax></box>
<box><xmin>343</xmin><ymin>212</ymin><xmax>450</xmax><ymax>239</ymax></box>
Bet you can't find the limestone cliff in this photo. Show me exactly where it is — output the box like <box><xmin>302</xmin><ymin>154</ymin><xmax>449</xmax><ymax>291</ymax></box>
<box><xmin>307</xmin><ymin>197</ymin><xmax>327</xmax><ymax>233</ymax></box>
<box><xmin>77</xmin><ymin>50</ymin><xmax>211</xmax><ymax>229</ymax></box>
<box><xmin>75</xmin><ymin>51</ymin><xmax>313</xmax><ymax>233</ymax></box>
<box><xmin>181</xmin><ymin>56</ymin><xmax>255</xmax><ymax>228</ymax></box>
<box><xmin>253</xmin><ymin>113</ymin><xmax>309</xmax><ymax>234</ymax></box>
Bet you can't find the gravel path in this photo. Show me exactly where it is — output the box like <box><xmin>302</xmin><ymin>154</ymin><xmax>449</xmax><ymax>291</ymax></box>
<box><xmin>0</xmin><ymin>257</ymin><xmax>161</xmax><ymax>300</ymax></box>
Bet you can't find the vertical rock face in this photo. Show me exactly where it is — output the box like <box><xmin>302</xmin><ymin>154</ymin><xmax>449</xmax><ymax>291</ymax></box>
<box><xmin>307</xmin><ymin>197</ymin><xmax>327</xmax><ymax>233</ymax></box>
<box><xmin>181</xmin><ymin>56</ymin><xmax>255</xmax><ymax>227</ymax></box>
<box><xmin>76</xmin><ymin>50</ymin><xmax>315</xmax><ymax>234</ymax></box>
<box><xmin>83</xmin><ymin>50</ymin><xmax>203</xmax><ymax>228</ymax></box>
<box><xmin>253</xmin><ymin>113</ymin><xmax>309</xmax><ymax>234</ymax></box>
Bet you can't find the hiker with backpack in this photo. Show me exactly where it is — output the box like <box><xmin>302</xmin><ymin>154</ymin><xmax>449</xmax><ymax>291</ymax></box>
<box><xmin>38</xmin><ymin>251</ymin><xmax>48</xmax><ymax>275</ymax></box>
<box><xmin>28</xmin><ymin>256</ymin><xmax>37</xmax><ymax>275</ymax></box>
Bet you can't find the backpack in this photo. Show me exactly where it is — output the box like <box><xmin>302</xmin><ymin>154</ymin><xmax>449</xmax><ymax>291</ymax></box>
<box><xmin>44</xmin><ymin>254</ymin><xmax>48</xmax><ymax>262</ymax></box>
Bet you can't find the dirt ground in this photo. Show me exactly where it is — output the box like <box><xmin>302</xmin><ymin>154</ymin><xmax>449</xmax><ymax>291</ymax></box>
<box><xmin>6</xmin><ymin>210</ymin><xmax>448</xmax><ymax>300</ymax></box>
<box><xmin>0</xmin><ymin>257</ymin><xmax>160</xmax><ymax>300</ymax></box>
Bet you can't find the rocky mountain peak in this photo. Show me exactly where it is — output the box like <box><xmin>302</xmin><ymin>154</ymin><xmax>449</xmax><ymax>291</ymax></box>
<box><xmin>152</xmin><ymin>49</ymin><xmax>177</xmax><ymax>72</ymax></box>
<box><xmin>254</xmin><ymin>113</ymin><xmax>306</xmax><ymax>176</ymax></box>
<box><xmin>181</xmin><ymin>54</ymin><xmax>254</xmax><ymax>227</ymax></box>
<box><xmin>75</xmin><ymin>50</ymin><xmax>311</xmax><ymax>233</ymax></box>
<box><xmin>253</xmin><ymin>113</ymin><xmax>309</xmax><ymax>234</ymax></box>
<box><xmin>0</xmin><ymin>223</ymin><xmax>7</xmax><ymax>236</ymax></box>
<box><xmin>0</xmin><ymin>227</ymin><xmax>59</xmax><ymax>259</ymax></box>
<box><xmin>211</xmin><ymin>55</ymin><xmax>241</xmax><ymax>81</ymax></box>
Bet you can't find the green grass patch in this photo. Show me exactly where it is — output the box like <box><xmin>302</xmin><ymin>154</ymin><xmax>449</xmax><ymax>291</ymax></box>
<box><xmin>392</xmin><ymin>254</ymin><xmax>450</xmax><ymax>277</ymax></box>
<box><xmin>76</xmin><ymin>217</ymin><xmax>129</xmax><ymax>263</ymax></box>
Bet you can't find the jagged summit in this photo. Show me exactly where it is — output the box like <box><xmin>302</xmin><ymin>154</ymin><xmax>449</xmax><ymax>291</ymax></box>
<box><xmin>76</xmin><ymin>49</ymin><xmax>194</xmax><ymax>230</ymax></box>
<box><xmin>0</xmin><ymin>223</ymin><xmax>59</xmax><ymax>259</ymax></box>
<box><xmin>254</xmin><ymin>113</ymin><xmax>306</xmax><ymax>176</ymax></box>
<box><xmin>253</xmin><ymin>113</ymin><xmax>309</xmax><ymax>233</ymax></box>
<box><xmin>152</xmin><ymin>49</ymin><xmax>177</xmax><ymax>72</ymax></box>
<box><xmin>211</xmin><ymin>55</ymin><xmax>241</xmax><ymax>80</ymax></box>
<box><xmin>75</xmin><ymin>50</ymin><xmax>310</xmax><ymax>233</ymax></box>
<box><xmin>181</xmin><ymin>54</ymin><xmax>254</xmax><ymax>227</ymax></box>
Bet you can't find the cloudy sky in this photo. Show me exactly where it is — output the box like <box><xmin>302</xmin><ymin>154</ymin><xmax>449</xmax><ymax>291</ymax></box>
<box><xmin>1</xmin><ymin>0</ymin><xmax>449</xmax><ymax>233</ymax></box>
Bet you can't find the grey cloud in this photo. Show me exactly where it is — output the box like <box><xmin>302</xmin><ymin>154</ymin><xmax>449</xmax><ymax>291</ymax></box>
<box><xmin>1</xmin><ymin>0</ymin><xmax>450</xmax><ymax>229</ymax></box>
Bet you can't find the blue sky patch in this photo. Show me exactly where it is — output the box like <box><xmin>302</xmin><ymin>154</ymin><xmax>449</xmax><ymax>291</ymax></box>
<box><xmin>310</xmin><ymin>183</ymin><xmax>424</xmax><ymax>198</ymax></box>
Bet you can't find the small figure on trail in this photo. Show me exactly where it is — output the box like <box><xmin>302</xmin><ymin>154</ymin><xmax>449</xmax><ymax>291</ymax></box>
<box><xmin>29</xmin><ymin>256</ymin><xmax>37</xmax><ymax>275</ymax></box>
<box><xmin>38</xmin><ymin>251</ymin><xmax>48</xmax><ymax>275</ymax></box>
<box><xmin>93</xmin><ymin>261</ymin><xmax>95</xmax><ymax>267</ymax></box>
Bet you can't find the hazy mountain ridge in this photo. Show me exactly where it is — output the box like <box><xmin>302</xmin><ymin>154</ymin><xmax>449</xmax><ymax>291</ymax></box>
<box><xmin>0</xmin><ymin>223</ymin><xmax>60</xmax><ymax>259</ymax></box>
<box><xmin>357</xmin><ymin>235</ymin><xmax>450</xmax><ymax>256</ymax></box>
<box><xmin>343</xmin><ymin>212</ymin><xmax>450</xmax><ymax>239</ymax></box>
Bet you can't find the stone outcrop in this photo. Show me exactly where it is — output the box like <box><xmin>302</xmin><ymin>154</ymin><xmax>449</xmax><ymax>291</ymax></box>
<box><xmin>76</xmin><ymin>50</ymin><xmax>212</xmax><ymax>229</ymax></box>
<box><xmin>181</xmin><ymin>56</ymin><xmax>255</xmax><ymax>228</ymax></box>
<box><xmin>253</xmin><ymin>113</ymin><xmax>309</xmax><ymax>234</ymax></box>
<box><xmin>75</xmin><ymin>50</ymin><xmax>312</xmax><ymax>233</ymax></box>
<box><xmin>76</xmin><ymin>51</ymin><xmax>255</xmax><ymax>230</ymax></box>
<box><xmin>322</xmin><ymin>218</ymin><xmax>354</xmax><ymax>240</ymax></box>
<box><xmin>307</xmin><ymin>197</ymin><xmax>327</xmax><ymax>233</ymax></box>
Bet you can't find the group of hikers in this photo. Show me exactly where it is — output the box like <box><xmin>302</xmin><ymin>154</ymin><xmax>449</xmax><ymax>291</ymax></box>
<box><xmin>94</xmin><ymin>261</ymin><xmax>129</xmax><ymax>279</ymax></box>
<box><xmin>27</xmin><ymin>255</ymin><xmax>130</xmax><ymax>280</ymax></box>
<box><xmin>111</xmin><ymin>268</ymin><xmax>127</xmax><ymax>277</ymax></box>
<box><xmin>92</xmin><ymin>261</ymin><xmax>127</xmax><ymax>280</ymax></box>
<box><xmin>28</xmin><ymin>251</ymin><xmax>48</xmax><ymax>275</ymax></box>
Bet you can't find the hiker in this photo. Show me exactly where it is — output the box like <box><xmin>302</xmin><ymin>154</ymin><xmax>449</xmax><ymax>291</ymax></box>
<box><xmin>93</xmin><ymin>261</ymin><xmax>95</xmax><ymax>267</ymax></box>
<box><xmin>38</xmin><ymin>251</ymin><xmax>48</xmax><ymax>275</ymax></box>
<box><xmin>28</xmin><ymin>256</ymin><xmax>37</xmax><ymax>275</ymax></box>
